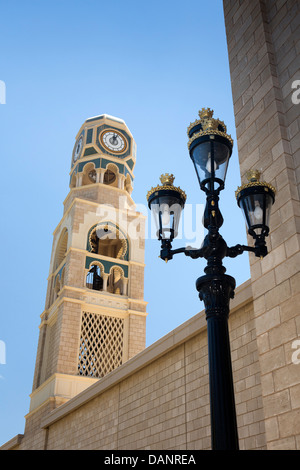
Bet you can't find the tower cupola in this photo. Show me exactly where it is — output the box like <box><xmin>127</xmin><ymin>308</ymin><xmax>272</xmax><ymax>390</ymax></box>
<box><xmin>69</xmin><ymin>114</ymin><xmax>136</xmax><ymax>195</ymax></box>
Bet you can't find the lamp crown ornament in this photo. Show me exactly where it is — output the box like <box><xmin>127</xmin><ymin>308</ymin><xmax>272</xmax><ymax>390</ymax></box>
<box><xmin>198</xmin><ymin>107</ymin><xmax>214</xmax><ymax>119</ymax></box>
<box><xmin>246</xmin><ymin>169</ymin><xmax>261</xmax><ymax>182</ymax></box>
<box><xmin>197</xmin><ymin>107</ymin><xmax>227</xmax><ymax>133</ymax></box>
<box><xmin>160</xmin><ymin>173</ymin><xmax>175</xmax><ymax>186</ymax></box>
<box><xmin>187</xmin><ymin>108</ymin><xmax>233</xmax><ymax>149</ymax></box>
<box><xmin>235</xmin><ymin>169</ymin><xmax>276</xmax><ymax>199</ymax></box>
<box><xmin>146</xmin><ymin>173</ymin><xmax>187</xmax><ymax>203</ymax></box>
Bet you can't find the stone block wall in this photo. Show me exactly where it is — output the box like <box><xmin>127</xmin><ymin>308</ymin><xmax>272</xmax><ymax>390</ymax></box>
<box><xmin>223</xmin><ymin>0</ymin><xmax>300</xmax><ymax>449</ymax></box>
<box><xmin>6</xmin><ymin>282</ymin><xmax>271</xmax><ymax>451</ymax></box>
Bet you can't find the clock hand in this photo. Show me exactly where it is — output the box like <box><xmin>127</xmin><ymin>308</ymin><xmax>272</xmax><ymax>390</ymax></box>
<box><xmin>109</xmin><ymin>134</ymin><xmax>118</xmax><ymax>146</ymax></box>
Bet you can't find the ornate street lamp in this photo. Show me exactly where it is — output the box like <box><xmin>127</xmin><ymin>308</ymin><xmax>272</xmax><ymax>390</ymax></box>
<box><xmin>236</xmin><ymin>169</ymin><xmax>276</xmax><ymax>258</ymax></box>
<box><xmin>147</xmin><ymin>173</ymin><xmax>187</xmax><ymax>262</ymax></box>
<box><xmin>147</xmin><ymin>108</ymin><xmax>276</xmax><ymax>450</ymax></box>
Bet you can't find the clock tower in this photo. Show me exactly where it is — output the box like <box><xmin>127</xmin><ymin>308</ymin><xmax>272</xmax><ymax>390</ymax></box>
<box><xmin>27</xmin><ymin>114</ymin><xmax>147</xmax><ymax>422</ymax></box>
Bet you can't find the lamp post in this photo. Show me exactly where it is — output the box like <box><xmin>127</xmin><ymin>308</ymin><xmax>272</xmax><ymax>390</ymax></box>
<box><xmin>146</xmin><ymin>108</ymin><xmax>276</xmax><ymax>450</ymax></box>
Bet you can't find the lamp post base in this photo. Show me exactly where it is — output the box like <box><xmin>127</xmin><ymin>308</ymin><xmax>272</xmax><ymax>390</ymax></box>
<box><xmin>196</xmin><ymin>273</ymin><xmax>239</xmax><ymax>450</ymax></box>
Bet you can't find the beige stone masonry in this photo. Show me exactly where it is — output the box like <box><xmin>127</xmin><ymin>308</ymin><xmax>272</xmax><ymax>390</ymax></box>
<box><xmin>224</xmin><ymin>0</ymin><xmax>300</xmax><ymax>449</ymax></box>
<box><xmin>2</xmin><ymin>280</ymin><xmax>270</xmax><ymax>450</ymax></box>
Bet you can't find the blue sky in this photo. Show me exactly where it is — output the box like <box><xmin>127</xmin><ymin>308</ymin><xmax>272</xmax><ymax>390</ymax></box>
<box><xmin>0</xmin><ymin>0</ymin><xmax>251</xmax><ymax>445</ymax></box>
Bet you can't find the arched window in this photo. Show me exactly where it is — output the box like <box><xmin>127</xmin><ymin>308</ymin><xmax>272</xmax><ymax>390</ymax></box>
<box><xmin>61</xmin><ymin>267</ymin><xmax>65</xmax><ymax>288</ymax></box>
<box><xmin>103</xmin><ymin>163</ymin><xmax>118</xmax><ymax>188</ymax></box>
<box><xmin>53</xmin><ymin>275</ymin><xmax>61</xmax><ymax>302</ymax></box>
<box><xmin>107</xmin><ymin>266</ymin><xmax>124</xmax><ymax>295</ymax></box>
<box><xmin>98</xmin><ymin>236</ymin><xmax>124</xmax><ymax>258</ymax></box>
<box><xmin>125</xmin><ymin>174</ymin><xmax>133</xmax><ymax>194</ymax></box>
<box><xmin>104</xmin><ymin>169</ymin><xmax>116</xmax><ymax>184</ymax></box>
<box><xmin>82</xmin><ymin>162</ymin><xmax>96</xmax><ymax>186</ymax></box>
<box><xmin>70</xmin><ymin>172</ymin><xmax>76</xmax><ymax>189</ymax></box>
<box><xmin>86</xmin><ymin>264</ymin><xmax>103</xmax><ymax>291</ymax></box>
<box><xmin>89</xmin><ymin>225</ymin><xmax>128</xmax><ymax>260</ymax></box>
<box><xmin>54</xmin><ymin>229</ymin><xmax>68</xmax><ymax>270</ymax></box>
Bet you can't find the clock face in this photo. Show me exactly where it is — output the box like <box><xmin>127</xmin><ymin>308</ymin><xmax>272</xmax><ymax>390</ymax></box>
<box><xmin>73</xmin><ymin>135</ymin><xmax>83</xmax><ymax>162</ymax></box>
<box><xmin>100</xmin><ymin>130</ymin><xmax>127</xmax><ymax>154</ymax></box>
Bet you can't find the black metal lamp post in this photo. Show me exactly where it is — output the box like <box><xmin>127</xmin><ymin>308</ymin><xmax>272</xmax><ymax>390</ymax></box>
<box><xmin>146</xmin><ymin>108</ymin><xmax>276</xmax><ymax>451</ymax></box>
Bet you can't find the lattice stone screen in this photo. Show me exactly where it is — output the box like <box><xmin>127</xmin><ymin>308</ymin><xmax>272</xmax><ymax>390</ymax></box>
<box><xmin>78</xmin><ymin>311</ymin><xmax>124</xmax><ymax>378</ymax></box>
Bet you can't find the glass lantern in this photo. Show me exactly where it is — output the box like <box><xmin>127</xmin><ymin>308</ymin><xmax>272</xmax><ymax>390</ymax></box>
<box><xmin>236</xmin><ymin>170</ymin><xmax>276</xmax><ymax>239</ymax></box>
<box><xmin>147</xmin><ymin>174</ymin><xmax>186</xmax><ymax>241</ymax></box>
<box><xmin>187</xmin><ymin>108</ymin><xmax>233</xmax><ymax>192</ymax></box>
